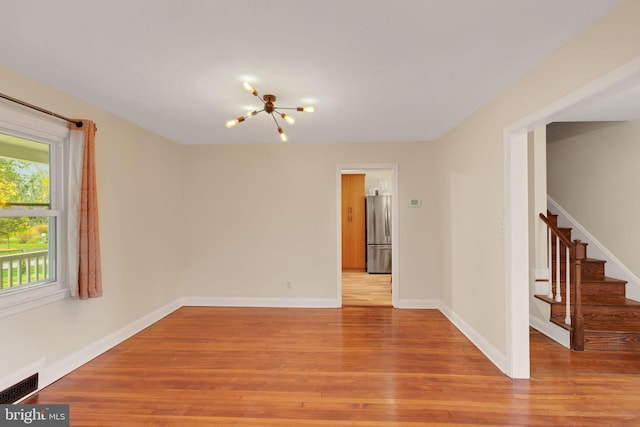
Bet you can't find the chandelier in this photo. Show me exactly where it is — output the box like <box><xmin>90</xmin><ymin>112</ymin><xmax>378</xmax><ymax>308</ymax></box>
<box><xmin>225</xmin><ymin>82</ymin><xmax>315</xmax><ymax>142</ymax></box>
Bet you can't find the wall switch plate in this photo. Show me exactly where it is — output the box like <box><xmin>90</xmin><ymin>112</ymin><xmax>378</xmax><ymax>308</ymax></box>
<box><xmin>409</xmin><ymin>199</ymin><xmax>421</xmax><ymax>207</ymax></box>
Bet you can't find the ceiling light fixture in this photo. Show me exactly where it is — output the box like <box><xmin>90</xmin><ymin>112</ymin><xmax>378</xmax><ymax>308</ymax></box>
<box><xmin>225</xmin><ymin>82</ymin><xmax>315</xmax><ymax>142</ymax></box>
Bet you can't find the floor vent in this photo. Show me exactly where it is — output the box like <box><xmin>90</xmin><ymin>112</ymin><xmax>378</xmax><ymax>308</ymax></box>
<box><xmin>0</xmin><ymin>373</ymin><xmax>39</xmax><ymax>404</ymax></box>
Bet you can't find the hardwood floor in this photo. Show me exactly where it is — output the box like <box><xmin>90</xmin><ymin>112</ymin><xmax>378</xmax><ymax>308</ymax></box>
<box><xmin>23</xmin><ymin>307</ymin><xmax>640</xmax><ymax>426</ymax></box>
<box><xmin>342</xmin><ymin>271</ymin><xmax>392</xmax><ymax>306</ymax></box>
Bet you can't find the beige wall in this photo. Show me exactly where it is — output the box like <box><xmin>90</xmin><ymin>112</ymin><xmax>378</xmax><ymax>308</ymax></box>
<box><xmin>180</xmin><ymin>142</ymin><xmax>439</xmax><ymax>303</ymax></box>
<box><xmin>531</xmin><ymin>128</ymin><xmax>548</xmax><ymax>273</ymax></box>
<box><xmin>0</xmin><ymin>65</ymin><xmax>183</xmax><ymax>381</ymax></box>
<box><xmin>435</xmin><ymin>0</ymin><xmax>640</xmax><ymax>356</ymax></box>
<box><xmin>547</xmin><ymin>119</ymin><xmax>640</xmax><ymax>277</ymax></box>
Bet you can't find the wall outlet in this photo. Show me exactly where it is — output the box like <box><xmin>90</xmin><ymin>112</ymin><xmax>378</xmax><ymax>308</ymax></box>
<box><xmin>286</xmin><ymin>281</ymin><xmax>292</xmax><ymax>290</ymax></box>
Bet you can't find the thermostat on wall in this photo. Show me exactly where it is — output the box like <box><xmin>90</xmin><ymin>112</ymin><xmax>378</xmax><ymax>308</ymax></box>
<box><xmin>409</xmin><ymin>199</ymin><xmax>421</xmax><ymax>208</ymax></box>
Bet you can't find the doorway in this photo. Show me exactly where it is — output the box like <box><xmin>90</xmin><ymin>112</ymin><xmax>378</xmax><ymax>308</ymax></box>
<box><xmin>505</xmin><ymin>57</ymin><xmax>640</xmax><ymax>379</ymax></box>
<box><xmin>338</xmin><ymin>165</ymin><xmax>397</xmax><ymax>307</ymax></box>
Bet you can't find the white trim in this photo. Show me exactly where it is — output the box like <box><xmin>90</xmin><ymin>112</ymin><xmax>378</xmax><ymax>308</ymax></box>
<box><xmin>529</xmin><ymin>315</ymin><xmax>570</xmax><ymax>348</ymax></box>
<box><xmin>37</xmin><ymin>299</ymin><xmax>182</xmax><ymax>391</ymax></box>
<box><xmin>548</xmin><ymin>197</ymin><xmax>640</xmax><ymax>301</ymax></box>
<box><xmin>504</xmin><ymin>56</ymin><xmax>640</xmax><ymax>379</ymax></box>
<box><xmin>0</xmin><ymin>209</ymin><xmax>61</xmax><ymax>218</ymax></box>
<box><xmin>0</xmin><ymin>98</ymin><xmax>69</xmax><ymax>145</ymax></box>
<box><xmin>336</xmin><ymin>168</ymin><xmax>343</xmax><ymax>305</ymax></box>
<box><xmin>0</xmin><ymin>287</ymin><xmax>67</xmax><ymax>318</ymax></box>
<box><xmin>336</xmin><ymin>163</ymin><xmax>399</xmax><ymax>307</ymax></box>
<box><xmin>394</xmin><ymin>299</ymin><xmax>440</xmax><ymax>309</ymax></box>
<box><xmin>181</xmin><ymin>296</ymin><xmax>339</xmax><ymax>308</ymax></box>
<box><xmin>503</xmin><ymin>130</ymin><xmax>531</xmax><ymax>379</ymax></box>
<box><xmin>438</xmin><ymin>302</ymin><xmax>508</xmax><ymax>374</ymax></box>
<box><xmin>391</xmin><ymin>165</ymin><xmax>399</xmax><ymax>307</ymax></box>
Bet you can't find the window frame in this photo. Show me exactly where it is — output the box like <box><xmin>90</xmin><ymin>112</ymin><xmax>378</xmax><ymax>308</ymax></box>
<box><xmin>0</xmin><ymin>100</ymin><xmax>70</xmax><ymax>317</ymax></box>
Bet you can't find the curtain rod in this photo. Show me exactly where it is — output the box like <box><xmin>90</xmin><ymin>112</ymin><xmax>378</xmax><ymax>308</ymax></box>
<box><xmin>0</xmin><ymin>92</ymin><xmax>83</xmax><ymax>128</ymax></box>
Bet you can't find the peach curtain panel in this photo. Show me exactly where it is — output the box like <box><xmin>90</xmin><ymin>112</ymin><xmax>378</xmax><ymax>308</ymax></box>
<box><xmin>73</xmin><ymin>120</ymin><xmax>102</xmax><ymax>299</ymax></box>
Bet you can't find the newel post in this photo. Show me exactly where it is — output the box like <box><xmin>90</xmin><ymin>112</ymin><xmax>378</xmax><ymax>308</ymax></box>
<box><xmin>571</xmin><ymin>240</ymin><xmax>586</xmax><ymax>351</ymax></box>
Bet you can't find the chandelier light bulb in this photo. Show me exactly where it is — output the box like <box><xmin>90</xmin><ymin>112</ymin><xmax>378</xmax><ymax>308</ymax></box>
<box><xmin>278</xmin><ymin>127</ymin><xmax>287</xmax><ymax>142</ymax></box>
<box><xmin>225</xmin><ymin>116</ymin><xmax>245</xmax><ymax>128</ymax></box>
<box><xmin>281</xmin><ymin>113</ymin><xmax>295</xmax><ymax>124</ymax></box>
<box><xmin>245</xmin><ymin>110</ymin><xmax>258</xmax><ymax>119</ymax></box>
<box><xmin>242</xmin><ymin>82</ymin><xmax>257</xmax><ymax>95</ymax></box>
<box><xmin>297</xmin><ymin>106</ymin><xmax>315</xmax><ymax>113</ymax></box>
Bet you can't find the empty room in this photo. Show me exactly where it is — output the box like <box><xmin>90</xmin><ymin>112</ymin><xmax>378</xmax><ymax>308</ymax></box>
<box><xmin>1</xmin><ymin>1</ymin><xmax>640</xmax><ymax>425</ymax></box>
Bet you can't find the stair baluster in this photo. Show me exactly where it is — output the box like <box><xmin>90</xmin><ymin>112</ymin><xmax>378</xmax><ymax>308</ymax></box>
<box><xmin>539</xmin><ymin>213</ymin><xmax>584</xmax><ymax>351</ymax></box>
<box><xmin>555</xmin><ymin>235</ymin><xmax>561</xmax><ymax>303</ymax></box>
<box><xmin>565</xmin><ymin>245</ymin><xmax>571</xmax><ymax>325</ymax></box>
<box><xmin>547</xmin><ymin>228</ymin><xmax>553</xmax><ymax>300</ymax></box>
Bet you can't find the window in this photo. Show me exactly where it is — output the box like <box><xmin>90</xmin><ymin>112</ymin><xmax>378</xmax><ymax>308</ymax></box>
<box><xmin>0</xmin><ymin>102</ymin><xmax>69</xmax><ymax>316</ymax></box>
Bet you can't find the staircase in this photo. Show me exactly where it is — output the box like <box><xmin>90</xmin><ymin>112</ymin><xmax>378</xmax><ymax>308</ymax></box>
<box><xmin>536</xmin><ymin>211</ymin><xmax>640</xmax><ymax>352</ymax></box>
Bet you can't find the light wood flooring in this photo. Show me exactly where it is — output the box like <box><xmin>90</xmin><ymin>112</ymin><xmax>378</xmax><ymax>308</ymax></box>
<box><xmin>24</xmin><ymin>306</ymin><xmax>640</xmax><ymax>426</ymax></box>
<box><xmin>342</xmin><ymin>270</ymin><xmax>392</xmax><ymax>306</ymax></box>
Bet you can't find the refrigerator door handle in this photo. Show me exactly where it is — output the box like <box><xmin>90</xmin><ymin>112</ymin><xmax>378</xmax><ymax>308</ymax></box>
<box><xmin>384</xmin><ymin>203</ymin><xmax>390</xmax><ymax>237</ymax></box>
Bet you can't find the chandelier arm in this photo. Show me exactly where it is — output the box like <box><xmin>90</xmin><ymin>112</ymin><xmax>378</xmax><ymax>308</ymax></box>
<box><xmin>276</xmin><ymin>107</ymin><xmax>299</xmax><ymax>110</ymax></box>
<box><xmin>271</xmin><ymin>113</ymin><xmax>281</xmax><ymax>128</ymax></box>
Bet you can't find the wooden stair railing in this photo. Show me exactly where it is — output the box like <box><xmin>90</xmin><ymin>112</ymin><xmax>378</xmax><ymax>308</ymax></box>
<box><xmin>539</xmin><ymin>213</ymin><xmax>587</xmax><ymax>351</ymax></box>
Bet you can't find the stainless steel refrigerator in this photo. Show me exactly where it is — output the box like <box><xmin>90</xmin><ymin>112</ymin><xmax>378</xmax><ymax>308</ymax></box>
<box><xmin>366</xmin><ymin>195</ymin><xmax>392</xmax><ymax>273</ymax></box>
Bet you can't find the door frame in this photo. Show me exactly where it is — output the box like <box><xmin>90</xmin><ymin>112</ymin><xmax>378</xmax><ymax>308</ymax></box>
<box><xmin>504</xmin><ymin>56</ymin><xmax>640</xmax><ymax>379</ymax></box>
<box><xmin>336</xmin><ymin>163</ymin><xmax>399</xmax><ymax>307</ymax></box>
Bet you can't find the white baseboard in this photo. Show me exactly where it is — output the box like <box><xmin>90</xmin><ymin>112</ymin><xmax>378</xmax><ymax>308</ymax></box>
<box><xmin>181</xmin><ymin>296</ymin><xmax>340</xmax><ymax>308</ymax></box>
<box><xmin>183</xmin><ymin>296</ymin><xmax>442</xmax><ymax>310</ymax></box>
<box><xmin>395</xmin><ymin>299</ymin><xmax>440</xmax><ymax>309</ymax></box>
<box><xmin>38</xmin><ymin>299</ymin><xmax>182</xmax><ymax>390</ymax></box>
<box><xmin>437</xmin><ymin>302</ymin><xmax>507</xmax><ymax>375</ymax></box>
<box><xmin>529</xmin><ymin>315</ymin><xmax>570</xmax><ymax>348</ymax></box>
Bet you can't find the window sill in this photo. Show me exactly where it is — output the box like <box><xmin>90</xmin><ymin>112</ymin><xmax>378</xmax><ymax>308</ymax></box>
<box><xmin>0</xmin><ymin>283</ymin><xmax>69</xmax><ymax>318</ymax></box>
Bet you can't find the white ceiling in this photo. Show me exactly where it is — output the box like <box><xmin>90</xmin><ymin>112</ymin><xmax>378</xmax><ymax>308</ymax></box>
<box><xmin>0</xmin><ymin>0</ymin><xmax>624</xmax><ymax>145</ymax></box>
